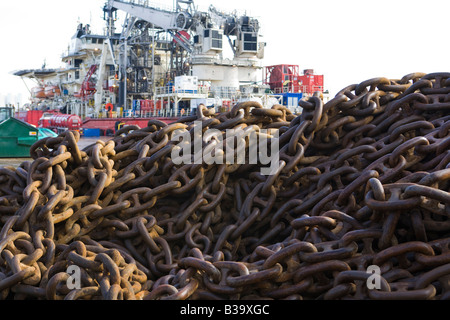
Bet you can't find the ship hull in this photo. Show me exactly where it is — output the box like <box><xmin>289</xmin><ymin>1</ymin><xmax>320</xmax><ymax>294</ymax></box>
<box><xmin>82</xmin><ymin>116</ymin><xmax>177</xmax><ymax>135</ymax></box>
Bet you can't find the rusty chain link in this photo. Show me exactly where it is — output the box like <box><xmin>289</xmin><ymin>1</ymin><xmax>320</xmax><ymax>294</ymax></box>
<box><xmin>0</xmin><ymin>72</ymin><xmax>449</xmax><ymax>300</ymax></box>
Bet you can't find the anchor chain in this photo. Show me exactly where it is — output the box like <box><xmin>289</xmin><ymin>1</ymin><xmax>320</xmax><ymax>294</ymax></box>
<box><xmin>0</xmin><ymin>72</ymin><xmax>449</xmax><ymax>300</ymax></box>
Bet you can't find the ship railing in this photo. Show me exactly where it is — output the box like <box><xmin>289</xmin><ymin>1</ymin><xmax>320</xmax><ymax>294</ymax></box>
<box><xmin>271</xmin><ymin>86</ymin><xmax>304</xmax><ymax>94</ymax></box>
<box><xmin>155</xmin><ymin>86</ymin><xmax>210</xmax><ymax>96</ymax></box>
<box><xmin>137</xmin><ymin>110</ymin><xmax>193</xmax><ymax>118</ymax></box>
<box><xmin>312</xmin><ymin>86</ymin><xmax>324</xmax><ymax>92</ymax></box>
<box><xmin>90</xmin><ymin>112</ymin><xmax>119</xmax><ymax>119</ymax></box>
<box><xmin>91</xmin><ymin>109</ymin><xmax>194</xmax><ymax>119</ymax></box>
<box><xmin>271</xmin><ymin>85</ymin><xmax>325</xmax><ymax>94</ymax></box>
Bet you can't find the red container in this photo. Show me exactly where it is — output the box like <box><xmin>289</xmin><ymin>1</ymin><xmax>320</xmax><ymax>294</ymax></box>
<box><xmin>264</xmin><ymin>65</ymin><xmax>324</xmax><ymax>95</ymax></box>
<box><xmin>15</xmin><ymin>110</ymin><xmax>44</xmax><ymax>127</ymax></box>
<box><xmin>298</xmin><ymin>71</ymin><xmax>324</xmax><ymax>94</ymax></box>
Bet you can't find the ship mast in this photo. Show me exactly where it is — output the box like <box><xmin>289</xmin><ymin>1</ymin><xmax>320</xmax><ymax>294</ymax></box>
<box><xmin>90</xmin><ymin>5</ymin><xmax>120</xmax><ymax>114</ymax></box>
<box><xmin>105</xmin><ymin>5</ymin><xmax>117</xmax><ymax>37</ymax></box>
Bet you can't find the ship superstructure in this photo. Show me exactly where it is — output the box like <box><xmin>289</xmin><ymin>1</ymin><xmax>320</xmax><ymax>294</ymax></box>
<box><xmin>106</xmin><ymin>0</ymin><xmax>269</xmax><ymax>117</ymax></box>
<box><xmin>13</xmin><ymin>0</ymin><xmax>326</xmax><ymax>127</ymax></box>
<box><xmin>13</xmin><ymin>22</ymin><xmax>121</xmax><ymax>116</ymax></box>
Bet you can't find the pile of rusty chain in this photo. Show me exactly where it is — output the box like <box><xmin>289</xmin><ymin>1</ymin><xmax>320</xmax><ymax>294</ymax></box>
<box><xmin>0</xmin><ymin>72</ymin><xmax>449</xmax><ymax>300</ymax></box>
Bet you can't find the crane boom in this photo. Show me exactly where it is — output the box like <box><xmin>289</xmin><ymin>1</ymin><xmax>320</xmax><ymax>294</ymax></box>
<box><xmin>106</xmin><ymin>0</ymin><xmax>190</xmax><ymax>31</ymax></box>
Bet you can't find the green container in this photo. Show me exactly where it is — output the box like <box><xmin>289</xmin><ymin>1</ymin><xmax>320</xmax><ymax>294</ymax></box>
<box><xmin>0</xmin><ymin>118</ymin><xmax>38</xmax><ymax>158</ymax></box>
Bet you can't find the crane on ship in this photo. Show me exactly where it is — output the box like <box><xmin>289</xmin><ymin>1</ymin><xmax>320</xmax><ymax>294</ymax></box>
<box><xmin>98</xmin><ymin>0</ymin><xmax>265</xmax><ymax>115</ymax></box>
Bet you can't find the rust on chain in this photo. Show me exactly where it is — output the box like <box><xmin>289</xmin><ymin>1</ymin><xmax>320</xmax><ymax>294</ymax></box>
<box><xmin>0</xmin><ymin>72</ymin><xmax>450</xmax><ymax>300</ymax></box>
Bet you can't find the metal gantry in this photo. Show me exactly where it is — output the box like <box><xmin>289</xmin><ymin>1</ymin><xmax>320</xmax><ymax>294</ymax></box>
<box><xmin>102</xmin><ymin>0</ymin><xmax>265</xmax><ymax>114</ymax></box>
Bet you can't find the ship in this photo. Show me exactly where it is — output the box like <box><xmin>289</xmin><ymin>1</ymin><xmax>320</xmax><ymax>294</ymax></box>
<box><xmin>12</xmin><ymin>0</ymin><xmax>327</xmax><ymax>135</ymax></box>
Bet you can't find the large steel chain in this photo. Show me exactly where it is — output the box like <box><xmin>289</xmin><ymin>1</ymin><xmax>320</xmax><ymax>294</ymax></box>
<box><xmin>0</xmin><ymin>72</ymin><xmax>449</xmax><ymax>300</ymax></box>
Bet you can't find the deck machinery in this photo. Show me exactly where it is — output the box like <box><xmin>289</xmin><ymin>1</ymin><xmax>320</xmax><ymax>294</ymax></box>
<box><xmin>104</xmin><ymin>0</ymin><xmax>266</xmax><ymax>115</ymax></box>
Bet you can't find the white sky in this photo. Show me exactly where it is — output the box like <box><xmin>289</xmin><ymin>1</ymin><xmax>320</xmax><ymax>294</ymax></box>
<box><xmin>1</xmin><ymin>0</ymin><xmax>449</xmax><ymax>107</ymax></box>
